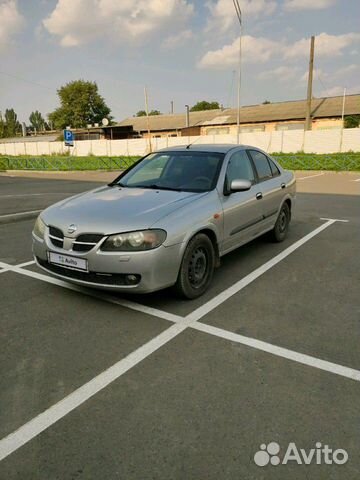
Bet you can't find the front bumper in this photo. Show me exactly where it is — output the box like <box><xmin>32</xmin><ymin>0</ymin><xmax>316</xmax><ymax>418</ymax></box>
<box><xmin>32</xmin><ymin>232</ymin><xmax>184</xmax><ymax>294</ymax></box>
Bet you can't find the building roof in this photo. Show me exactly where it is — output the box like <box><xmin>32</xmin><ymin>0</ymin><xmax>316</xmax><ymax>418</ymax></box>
<box><xmin>0</xmin><ymin>134</ymin><xmax>59</xmax><ymax>143</ymax></box>
<box><xmin>118</xmin><ymin>109</ymin><xmax>225</xmax><ymax>132</ymax></box>
<box><xmin>117</xmin><ymin>94</ymin><xmax>360</xmax><ymax>132</ymax></box>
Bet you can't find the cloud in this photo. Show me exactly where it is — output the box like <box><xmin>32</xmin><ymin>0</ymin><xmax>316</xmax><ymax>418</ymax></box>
<box><xmin>259</xmin><ymin>66</ymin><xmax>301</xmax><ymax>82</ymax></box>
<box><xmin>206</xmin><ymin>0</ymin><xmax>277</xmax><ymax>33</ymax></box>
<box><xmin>0</xmin><ymin>0</ymin><xmax>24</xmax><ymax>50</ymax></box>
<box><xmin>162</xmin><ymin>29</ymin><xmax>193</xmax><ymax>50</ymax></box>
<box><xmin>300</xmin><ymin>68</ymin><xmax>325</xmax><ymax>82</ymax></box>
<box><xmin>43</xmin><ymin>0</ymin><xmax>194</xmax><ymax>47</ymax></box>
<box><xmin>198</xmin><ymin>35</ymin><xmax>281</xmax><ymax>68</ymax></box>
<box><xmin>284</xmin><ymin>32</ymin><xmax>360</xmax><ymax>58</ymax></box>
<box><xmin>284</xmin><ymin>0</ymin><xmax>336</xmax><ymax>10</ymax></box>
<box><xmin>321</xmin><ymin>85</ymin><xmax>360</xmax><ymax>97</ymax></box>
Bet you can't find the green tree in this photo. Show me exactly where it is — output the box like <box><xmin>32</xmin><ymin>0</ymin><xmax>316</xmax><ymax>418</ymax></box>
<box><xmin>135</xmin><ymin>109</ymin><xmax>161</xmax><ymax>117</ymax></box>
<box><xmin>48</xmin><ymin>80</ymin><xmax>112</xmax><ymax>129</ymax></box>
<box><xmin>0</xmin><ymin>113</ymin><xmax>6</xmax><ymax>138</ymax></box>
<box><xmin>29</xmin><ymin>110</ymin><xmax>48</xmax><ymax>131</ymax></box>
<box><xmin>344</xmin><ymin>115</ymin><xmax>360</xmax><ymax>128</ymax></box>
<box><xmin>4</xmin><ymin>108</ymin><xmax>21</xmax><ymax>137</ymax></box>
<box><xmin>262</xmin><ymin>100</ymin><xmax>271</xmax><ymax>104</ymax></box>
<box><xmin>0</xmin><ymin>116</ymin><xmax>5</xmax><ymax>138</ymax></box>
<box><xmin>190</xmin><ymin>101</ymin><xmax>220</xmax><ymax>112</ymax></box>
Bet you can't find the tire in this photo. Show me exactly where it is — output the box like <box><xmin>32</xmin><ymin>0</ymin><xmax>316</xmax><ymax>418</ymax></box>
<box><xmin>269</xmin><ymin>202</ymin><xmax>290</xmax><ymax>242</ymax></box>
<box><xmin>174</xmin><ymin>233</ymin><xmax>215</xmax><ymax>299</ymax></box>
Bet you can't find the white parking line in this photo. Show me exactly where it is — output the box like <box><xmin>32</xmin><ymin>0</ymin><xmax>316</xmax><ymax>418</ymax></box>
<box><xmin>0</xmin><ymin>260</ymin><xmax>35</xmax><ymax>274</ymax></box>
<box><xmin>0</xmin><ymin>217</ymin><xmax>351</xmax><ymax>462</ymax></box>
<box><xmin>351</xmin><ymin>178</ymin><xmax>360</xmax><ymax>182</ymax></box>
<box><xmin>3</xmin><ymin>262</ymin><xmax>181</xmax><ymax>324</ymax></box>
<box><xmin>187</xmin><ymin>219</ymin><xmax>339</xmax><ymax>322</ymax></box>
<box><xmin>192</xmin><ymin>323</ymin><xmax>360</xmax><ymax>382</ymax></box>
<box><xmin>0</xmin><ymin>320</ymin><xmax>189</xmax><ymax>462</ymax></box>
<box><xmin>297</xmin><ymin>172</ymin><xmax>324</xmax><ymax>180</ymax></box>
<box><xmin>0</xmin><ymin>210</ymin><xmax>42</xmax><ymax>219</ymax></box>
<box><xmin>0</xmin><ymin>193</ymin><xmax>68</xmax><ymax>198</ymax></box>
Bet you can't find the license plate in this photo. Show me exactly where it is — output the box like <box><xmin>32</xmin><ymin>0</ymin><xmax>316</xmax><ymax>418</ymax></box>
<box><xmin>48</xmin><ymin>252</ymin><xmax>88</xmax><ymax>271</ymax></box>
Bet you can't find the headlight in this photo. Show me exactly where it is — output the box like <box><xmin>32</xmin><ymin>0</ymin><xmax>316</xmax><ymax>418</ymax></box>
<box><xmin>33</xmin><ymin>216</ymin><xmax>46</xmax><ymax>240</ymax></box>
<box><xmin>101</xmin><ymin>229</ymin><xmax>167</xmax><ymax>251</ymax></box>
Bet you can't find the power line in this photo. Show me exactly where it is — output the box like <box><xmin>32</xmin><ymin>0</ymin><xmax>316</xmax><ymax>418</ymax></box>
<box><xmin>0</xmin><ymin>71</ymin><xmax>53</xmax><ymax>92</ymax></box>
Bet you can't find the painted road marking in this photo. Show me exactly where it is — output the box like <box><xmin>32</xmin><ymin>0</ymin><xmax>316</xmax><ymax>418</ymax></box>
<box><xmin>192</xmin><ymin>322</ymin><xmax>360</xmax><ymax>382</ymax></box>
<box><xmin>186</xmin><ymin>219</ymin><xmax>339</xmax><ymax>322</ymax></box>
<box><xmin>0</xmin><ymin>210</ymin><xmax>42</xmax><ymax>219</ymax></box>
<box><xmin>0</xmin><ymin>321</ymin><xmax>189</xmax><ymax>462</ymax></box>
<box><xmin>0</xmin><ymin>260</ymin><xmax>35</xmax><ymax>274</ymax></box>
<box><xmin>2</xmin><ymin>261</ymin><xmax>181</xmax><ymax>324</ymax></box>
<box><xmin>0</xmin><ymin>218</ymin><xmax>354</xmax><ymax>462</ymax></box>
<box><xmin>0</xmin><ymin>193</ymin><xmax>68</xmax><ymax>198</ymax></box>
<box><xmin>320</xmin><ymin>217</ymin><xmax>349</xmax><ymax>223</ymax></box>
<box><xmin>297</xmin><ymin>172</ymin><xmax>324</xmax><ymax>180</ymax></box>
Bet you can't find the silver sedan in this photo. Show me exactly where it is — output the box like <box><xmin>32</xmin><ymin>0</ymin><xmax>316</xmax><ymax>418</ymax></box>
<box><xmin>32</xmin><ymin>144</ymin><xmax>296</xmax><ymax>299</ymax></box>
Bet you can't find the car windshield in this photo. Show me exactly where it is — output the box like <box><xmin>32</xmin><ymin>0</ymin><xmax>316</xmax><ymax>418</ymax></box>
<box><xmin>114</xmin><ymin>151</ymin><xmax>225</xmax><ymax>193</ymax></box>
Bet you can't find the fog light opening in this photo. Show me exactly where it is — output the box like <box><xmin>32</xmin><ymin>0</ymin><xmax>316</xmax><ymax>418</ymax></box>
<box><xmin>125</xmin><ymin>274</ymin><xmax>140</xmax><ymax>285</ymax></box>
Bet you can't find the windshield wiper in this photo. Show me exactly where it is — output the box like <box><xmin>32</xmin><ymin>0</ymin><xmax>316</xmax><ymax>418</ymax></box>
<box><xmin>108</xmin><ymin>181</ymin><xmax>125</xmax><ymax>187</ymax></box>
<box><xmin>136</xmin><ymin>184</ymin><xmax>184</xmax><ymax>192</ymax></box>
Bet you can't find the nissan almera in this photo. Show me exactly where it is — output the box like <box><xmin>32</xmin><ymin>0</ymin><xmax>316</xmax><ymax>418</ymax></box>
<box><xmin>32</xmin><ymin>144</ymin><xmax>296</xmax><ymax>299</ymax></box>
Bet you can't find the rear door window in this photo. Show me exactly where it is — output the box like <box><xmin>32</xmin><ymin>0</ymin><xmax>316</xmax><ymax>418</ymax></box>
<box><xmin>248</xmin><ymin>150</ymin><xmax>272</xmax><ymax>181</ymax></box>
<box><xmin>268</xmin><ymin>157</ymin><xmax>281</xmax><ymax>177</ymax></box>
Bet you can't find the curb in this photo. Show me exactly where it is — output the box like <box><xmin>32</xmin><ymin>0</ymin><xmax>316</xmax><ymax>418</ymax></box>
<box><xmin>0</xmin><ymin>210</ymin><xmax>41</xmax><ymax>225</ymax></box>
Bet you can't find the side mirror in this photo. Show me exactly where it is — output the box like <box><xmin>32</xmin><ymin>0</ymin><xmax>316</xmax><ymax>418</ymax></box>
<box><xmin>230</xmin><ymin>179</ymin><xmax>252</xmax><ymax>192</ymax></box>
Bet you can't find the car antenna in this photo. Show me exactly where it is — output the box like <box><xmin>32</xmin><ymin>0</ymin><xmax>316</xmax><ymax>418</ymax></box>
<box><xmin>186</xmin><ymin>132</ymin><xmax>203</xmax><ymax>149</ymax></box>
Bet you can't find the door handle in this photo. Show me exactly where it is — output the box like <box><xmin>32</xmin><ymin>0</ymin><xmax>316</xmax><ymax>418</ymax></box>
<box><xmin>281</xmin><ymin>183</ymin><xmax>286</xmax><ymax>189</ymax></box>
<box><xmin>256</xmin><ymin>192</ymin><xmax>263</xmax><ymax>200</ymax></box>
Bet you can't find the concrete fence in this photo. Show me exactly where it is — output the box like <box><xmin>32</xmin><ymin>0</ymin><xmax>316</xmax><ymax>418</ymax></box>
<box><xmin>0</xmin><ymin>128</ymin><xmax>359</xmax><ymax>157</ymax></box>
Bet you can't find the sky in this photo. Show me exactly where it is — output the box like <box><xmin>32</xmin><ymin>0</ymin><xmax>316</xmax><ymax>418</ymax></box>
<box><xmin>0</xmin><ymin>0</ymin><xmax>359</xmax><ymax>124</ymax></box>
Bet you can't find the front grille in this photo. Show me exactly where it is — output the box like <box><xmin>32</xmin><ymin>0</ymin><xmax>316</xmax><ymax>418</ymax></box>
<box><xmin>48</xmin><ymin>226</ymin><xmax>103</xmax><ymax>252</ymax></box>
<box><xmin>73</xmin><ymin>233</ymin><xmax>104</xmax><ymax>252</ymax></box>
<box><xmin>37</xmin><ymin>257</ymin><xmax>141</xmax><ymax>286</ymax></box>
<box><xmin>76</xmin><ymin>234</ymin><xmax>103</xmax><ymax>243</ymax></box>
<box><xmin>49</xmin><ymin>225</ymin><xmax>64</xmax><ymax>248</ymax></box>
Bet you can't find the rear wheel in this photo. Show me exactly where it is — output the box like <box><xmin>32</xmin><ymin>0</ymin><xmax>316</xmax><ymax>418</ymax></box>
<box><xmin>174</xmin><ymin>233</ymin><xmax>215</xmax><ymax>299</ymax></box>
<box><xmin>269</xmin><ymin>202</ymin><xmax>290</xmax><ymax>242</ymax></box>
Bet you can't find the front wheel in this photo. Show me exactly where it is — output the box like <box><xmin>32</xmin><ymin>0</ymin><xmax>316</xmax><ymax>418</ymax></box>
<box><xmin>269</xmin><ymin>202</ymin><xmax>290</xmax><ymax>242</ymax></box>
<box><xmin>174</xmin><ymin>233</ymin><xmax>215</xmax><ymax>299</ymax></box>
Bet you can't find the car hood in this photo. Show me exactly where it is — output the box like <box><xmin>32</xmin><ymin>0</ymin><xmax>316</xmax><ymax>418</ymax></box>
<box><xmin>42</xmin><ymin>185</ymin><xmax>206</xmax><ymax>235</ymax></box>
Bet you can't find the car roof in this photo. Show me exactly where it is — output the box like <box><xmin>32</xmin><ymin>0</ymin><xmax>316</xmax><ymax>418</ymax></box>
<box><xmin>157</xmin><ymin>144</ymin><xmax>252</xmax><ymax>154</ymax></box>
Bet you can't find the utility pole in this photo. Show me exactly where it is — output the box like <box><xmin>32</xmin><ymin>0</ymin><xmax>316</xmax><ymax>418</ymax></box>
<box><xmin>185</xmin><ymin>105</ymin><xmax>190</xmax><ymax>128</ymax></box>
<box><xmin>144</xmin><ymin>86</ymin><xmax>152</xmax><ymax>152</ymax></box>
<box><xmin>341</xmin><ymin>87</ymin><xmax>347</xmax><ymax>126</ymax></box>
<box><xmin>232</xmin><ymin>0</ymin><xmax>242</xmax><ymax>144</ymax></box>
<box><xmin>170</xmin><ymin>101</ymin><xmax>174</xmax><ymax>114</ymax></box>
<box><xmin>305</xmin><ymin>35</ymin><xmax>315</xmax><ymax>131</ymax></box>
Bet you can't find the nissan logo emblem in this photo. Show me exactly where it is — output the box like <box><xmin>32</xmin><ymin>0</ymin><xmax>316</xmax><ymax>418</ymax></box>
<box><xmin>67</xmin><ymin>224</ymin><xmax>77</xmax><ymax>234</ymax></box>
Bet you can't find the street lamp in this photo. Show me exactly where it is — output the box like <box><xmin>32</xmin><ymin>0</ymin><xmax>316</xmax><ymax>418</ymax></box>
<box><xmin>232</xmin><ymin>0</ymin><xmax>242</xmax><ymax>144</ymax></box>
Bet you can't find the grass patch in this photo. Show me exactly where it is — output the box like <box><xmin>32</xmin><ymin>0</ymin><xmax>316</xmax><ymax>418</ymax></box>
<box><xmin>0</xmin><ymin>152</ymin><xmax>359</xmax><ymax>172</ymax></box>
<box><xmin>0</xmin><ymin>155</ymin><xmax>140</xmax><ymax>171</ymax></box>
<box><xmin>273</xmin><ymin>152</ymin><xmax>360</xmax><ymax>171</ymax></box>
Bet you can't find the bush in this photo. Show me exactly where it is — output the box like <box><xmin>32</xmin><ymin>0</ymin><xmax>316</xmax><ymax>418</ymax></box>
<box><xmin>273</xmin><ymin>152</ymin><xmax>360</xmax><ymax>171</ymax></box>
<box><xmin>0</xmin><ymin>157</ymin><xmax>8</xmax><ymax>171</ymax></box>
<box><xmin>0</xmin><ymin>155</ymin><xmax>140</xmax><ymax>171</ymax></box>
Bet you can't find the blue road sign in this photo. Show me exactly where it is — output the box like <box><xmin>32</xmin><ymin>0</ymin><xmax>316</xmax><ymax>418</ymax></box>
<box><xmin>64</xmin><ymin>129</ymin><xmax>74</xmax><ymax>147</ymax></box>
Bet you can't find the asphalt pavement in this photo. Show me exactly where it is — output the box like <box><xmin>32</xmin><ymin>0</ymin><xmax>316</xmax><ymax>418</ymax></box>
<box><xmin>0</xmin><ymin>173</ymin><xmax>359</xmax><ymax>479</ymax></box>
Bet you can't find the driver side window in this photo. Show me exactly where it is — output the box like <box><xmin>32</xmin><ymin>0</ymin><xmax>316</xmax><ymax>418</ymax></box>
<box><xmin>225</xmin><ymin>150</ymin><xmax>255</xmax><ymax>190</ymax></box>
